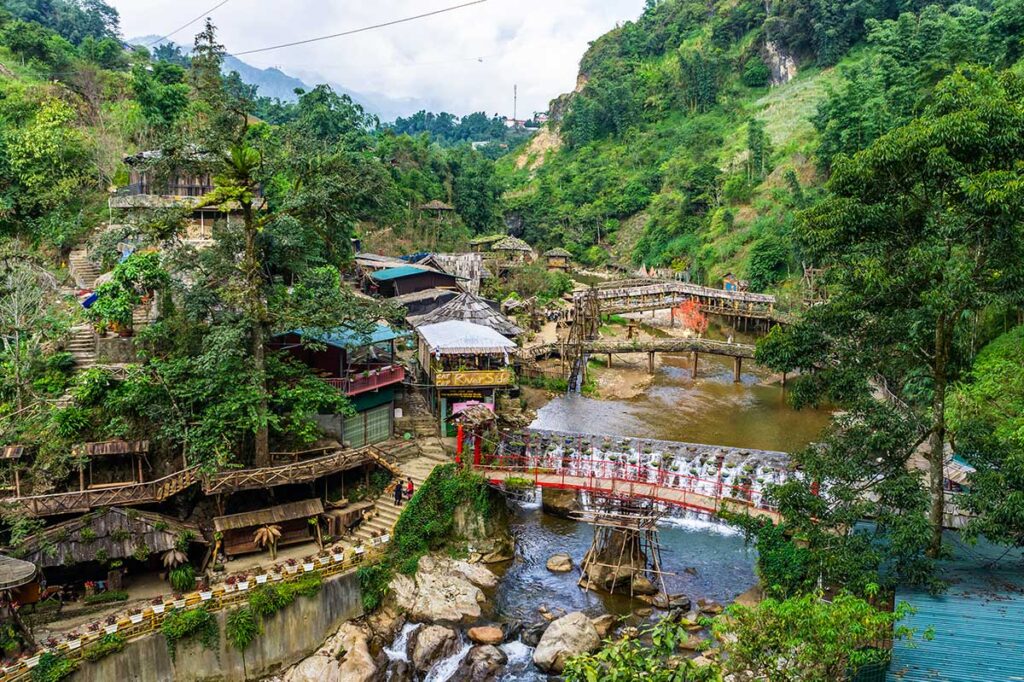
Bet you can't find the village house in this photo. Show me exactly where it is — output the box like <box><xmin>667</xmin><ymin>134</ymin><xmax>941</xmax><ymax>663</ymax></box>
<box><xmin>415</xmin><ymin>320</ymin><xmax>517</xmax><ymax>436</ymax></box>
<box><xmin>543</xmin><ymin>247</ymin><xmax>573</xmax><ymax>273</ymax></box>
<box><xmin>364</xmin><ymin>265</ymin><xmax>462</xmax><ymax>298</ymax></box>
<box><xmin>270</xmin><ymin>325</ymin><xmax>406</xmax><ymax>448</ymax></box>
<box><xmin>211</xmin><ymin>499</ymin><xmax>324</xmax><ymax>559</ymax></box>
<box><xmin>409</xmin><ymin>291</ymin><xmax>524</xmax><ymax>339</ymax></box>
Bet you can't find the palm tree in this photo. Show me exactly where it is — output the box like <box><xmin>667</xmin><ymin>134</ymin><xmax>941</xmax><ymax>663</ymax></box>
<box><xmin>162</xmin><ymin>548</ymin><xmax>187</xmax><ymax>569</ymax></box>
<box><xmin>253</xmin><ymin>524</ymin><xmax>282</xmax><ymax>559</ymax></box>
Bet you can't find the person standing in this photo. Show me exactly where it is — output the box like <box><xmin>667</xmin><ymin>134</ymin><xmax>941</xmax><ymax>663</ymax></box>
<box><xmin>393</xmin><ymin>481</ymin><xmax>403</xmax><ymax>506</ymax></box>
<box><xmin>406</xmin><ymin>477</ymin><xmax>415</xmax><ymax>501</ymax></box>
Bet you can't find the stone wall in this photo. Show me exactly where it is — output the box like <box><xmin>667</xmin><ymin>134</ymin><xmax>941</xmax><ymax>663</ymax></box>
<box><xmin>72</xmin><ymin>571</ymin><xmax>363</xmax><ymax>682</ymax></box>
<box><xmin>95</xmin><ymin>336</ymin><xmax>137</xmax><ymax>364</ymax></box>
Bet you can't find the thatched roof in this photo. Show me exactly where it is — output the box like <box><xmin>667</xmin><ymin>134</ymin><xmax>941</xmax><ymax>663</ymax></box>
<box><xmin>17</xmin><ymin>508</ymin><xmax>204</xmax><ymax>568</ymax></box>
<box><xmin>544</xmin><ymin>247</ymin><xmax>572</xmax><ymax>258</ymax></box>
<box><xmin>420</xmin><ymin>200</ymin><xmax>454</xmax><ymax>211</ymax></box>
<box><xmin>213</xmin><ymin>498</ymin><xmax>324</xmax><ymax>533</ymax></box>
<box><xmin>446</xmin><ymin>404</ymin><xmax>497</xmax><ymax>427</ymax></box>
<box><xmin>0</xmin><ymin>553</ymin><xmax>36</xmax><ymax>590</ymax></box>
<box><xmin>72</xmin><ymin>440</ymin><xmax>149</xmax><ymax>458</ymax></box>
<box><xmin>491</xmin><ymin>236</ymin><xmax>534</xmax><ymax>253</ymax></box>
<box><xmin>468</xmin><ymin>234</ymin><xmax>508</xmax><ymax>246</ymax></box>
<box><xmin>410</xmin><ymin>292</ymin><xmax>523</xmax><ymax>338</ymax></box>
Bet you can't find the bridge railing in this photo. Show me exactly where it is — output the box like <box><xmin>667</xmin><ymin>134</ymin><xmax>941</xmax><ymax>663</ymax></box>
<box><xmin>473</xmin><ymin>451</ymin><xmax>779</xmax><ymax>515</ymax></box>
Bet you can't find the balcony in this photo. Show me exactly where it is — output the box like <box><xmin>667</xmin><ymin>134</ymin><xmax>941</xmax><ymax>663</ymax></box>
<box><xmin>433</xmin><ymin>368</ymin><xmax>515</xmax><ymax>388</ymax></box>
<box><xmin>321</xmin><ymin>365</ymin><xmax>405</xmax><ymax>397</ymax></box>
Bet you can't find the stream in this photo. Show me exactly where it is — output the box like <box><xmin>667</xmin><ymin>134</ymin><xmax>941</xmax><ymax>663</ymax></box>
<box><xmin>385</xmin><ymin>339</ymin><xmax>832</xmax><ymax>681</ymax></box>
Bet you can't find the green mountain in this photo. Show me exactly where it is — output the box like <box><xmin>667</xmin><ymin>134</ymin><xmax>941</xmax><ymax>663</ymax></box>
<box><xmin>497</xmin><ymin>0</ymin><xmax>1024</xmax><ymax>294</ymax></box>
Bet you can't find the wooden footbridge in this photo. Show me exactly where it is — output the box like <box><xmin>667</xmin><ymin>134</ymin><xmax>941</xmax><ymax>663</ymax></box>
<box><xmin>580</xmin><ymin>279</ymin><xmax>784</xmax><ymax>325</ymax></box>
<box><xmin>472</xmin><ymin>428</ymin><xmax>787</xmax><ymax>524</ymax></box>
<box><xmin>1</xmin><ymin>444</ymin><xmax>403</xmax><ymax>517</ymax></box>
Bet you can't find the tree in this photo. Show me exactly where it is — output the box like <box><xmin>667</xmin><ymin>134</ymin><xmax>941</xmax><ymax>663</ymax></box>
<box><xmin>252</xmin><ymin>524</ymin><xmax>281</xmax><ymax>559</ymax></box>
<box><xmin>758</xmin><ymin>66</ymin><xmax>1024</xmax><ymax>557</ymax></box>
<box><xmin>948</xmin><ymin>326</ymin><xmax>1024</xmax><ymax>547</ymax></box>
<box><xmin>746</xmin><ymin>118</ymin><xmax>771</xmax><ymax>180</ymax></box>
<box><xmin>715</xmin><ymin>590</ymin><xmax>916</xmax><ymax>681</ymax></box>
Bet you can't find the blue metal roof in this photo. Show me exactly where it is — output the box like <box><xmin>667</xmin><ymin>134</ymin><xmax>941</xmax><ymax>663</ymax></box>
<box><xmin>370</xmin><ymin>266</ymin><xmax>432</xmax><ymax>282</ymax></box>
<box><xmin>888</xmin><ymin>533</ymin><xmax>1024</xmax><ymax>682</ymax></box>
<box><xmin>286</xmin><ymin>325</ymin><xmax>402</xmax><ymax>349</ymax></box>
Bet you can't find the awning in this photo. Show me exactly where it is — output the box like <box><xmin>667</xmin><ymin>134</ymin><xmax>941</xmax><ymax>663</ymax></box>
<box><xmin>213</xmin><ymin>498</ymin><xmax>324</xmax><ymax>533</ymax></box>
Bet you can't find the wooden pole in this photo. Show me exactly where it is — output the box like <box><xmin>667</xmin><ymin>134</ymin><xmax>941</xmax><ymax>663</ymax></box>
<box><xmin>608</xmin><ymin>353</ymin><xmax>612</xmax><ymax>368</ymax></box>
<box><xmin>691</xmin><ymin>352</ymin><xmax>699</xmax><ymax>379</ymax></box>
<box><xmin>781</xmin><ymin>371</ymin><xmax>787</xmax><ymax>389</ymax></box>
<box><xmin>79</xmin><ymin>463</ymin><xmax>85</xmax><ymax>492</ymax></box>
<box><xmin>648</xmin><ymin>352</ymin><xmax>654</xmax><ymax>374</ymax></box>
<box><xmin>733</xmin><ymin>357</ymin><xmax>742</xmax><ymax>383</ymax></box>
<box><xmin>14</xmin><ymin>468</ymin><xmax>20</xmax><ymax>497</ymax></box>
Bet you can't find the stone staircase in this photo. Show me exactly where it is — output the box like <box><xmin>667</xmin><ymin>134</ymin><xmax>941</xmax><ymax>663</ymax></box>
<box><xmin>67</xmin><ymin>325</ymin><xmax>97</xmax><ymax>369</ymax></box>
<box><xmin>68</xmin><ymin>249</ymin><xmax>100</xmax><ymax>290</ymax></box>
<box><xmin>352</xmin><ymin>456</ymin><xmax>438</xmax><ymax>544</ymax></box>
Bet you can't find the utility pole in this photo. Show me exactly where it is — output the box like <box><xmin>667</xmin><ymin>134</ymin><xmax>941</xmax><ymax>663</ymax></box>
<box><xmin>513</xmin><ymin>84</ymin><xmax>518</xmax><ymax>123</ymax></box>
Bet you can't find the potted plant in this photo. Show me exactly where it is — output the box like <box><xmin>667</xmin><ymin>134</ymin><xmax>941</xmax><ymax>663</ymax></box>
<box><xmin>128</xmin><ymin>609</ymin><xmax>143</xmax><ymax>624</ymax></box>
<box><xmin>150</xmin><ymin>597</ymin><xmax>165</xmax><ymax>614</ymax></box>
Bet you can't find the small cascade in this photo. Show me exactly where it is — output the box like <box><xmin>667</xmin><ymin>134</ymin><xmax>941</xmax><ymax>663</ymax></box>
<box><xmin>384</xmin><ymin>622</ymin><xmax>419</xmax><ymax>664</ymax></box>
<box><xmin>423</xmin><ymin>639</ymin><xmax>472</xmax><ymax>682</ymax></box>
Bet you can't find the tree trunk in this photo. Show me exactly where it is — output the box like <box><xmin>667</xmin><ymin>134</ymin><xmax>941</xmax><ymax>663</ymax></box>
<box><xmin>927</xmin><ymin>315</ymin><xmax>949</xmax><ymax>558</ymax></box>
<box><xmin>243</xmin><ymin>201</ymin><xmax>270</xmax><ymax>468</ymax></box>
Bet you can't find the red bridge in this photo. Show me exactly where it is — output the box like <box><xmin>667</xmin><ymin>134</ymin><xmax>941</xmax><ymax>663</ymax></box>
<box><xmin>470</xmin><ymin>429</ymin><xmax>787</xmax><ymax>524</ymax></box>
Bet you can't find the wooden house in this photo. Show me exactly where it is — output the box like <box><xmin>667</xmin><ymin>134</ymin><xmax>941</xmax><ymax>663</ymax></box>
<box><xmin>416</xmin><ymin>253</ymin><xmax>483</xmax><ymax>295</ymax></box>
<box><xmin>490</xmin><ymin>236</ymin><xmax>535</xmax><ymax>265</ymax></box>
<box><xmin>543</xmin><ymin>247</ymin><xmax>572</xmax><ymax>273</ymax></box>
<box><xmin>410</xmin><ymin>292</ymin><xmax>523</xmax><ymax>339</ymax></box>
<box><xmin>367</xmin><ymin>265</ymin><xmax>461</xmax><ymax>298</ymax></box>
<box><xmin>270</xmin><ymin>326</ymin><xmax>405</xmax><ymax>447</ymax></box>
<box><xmin>415</xmin><ymin>320</ymin><xmax>517</xmax><ymax>436</ymax></box>
<box><xmin>213</xmin><ymin>498</ymin><xmax>323</xmax><ymax>558</ymax></box>
<box><xmin>17</xmin><ymin>507</ymin><xmax>206</xmax><ymax>586</ymax></box>
<box><xmin>468</xmin><ymin>234</ymin><xmax>508</xmax><ymax>253</ymax></box>
<box><xmin>419</xmin><ymin>200</ymin><xmax>455</xmax><ymax>221</ymax></box>
<box><xmin>722</xmin><ymin>273</ymin><xmax>749</xmax><ymax>292</ymax></box>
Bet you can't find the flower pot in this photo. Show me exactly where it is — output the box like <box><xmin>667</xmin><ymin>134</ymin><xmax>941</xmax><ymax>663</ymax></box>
<box><xmin>103</xmin><ymin>624</ymin><xmax>118</xmax><ymax>635</ymax></box>
<box><xmin>129</xmin><ymin>614</ymin><xmax>144</xmax><ymax>624</ymax></box>
<box><xmin>172</xmin><ymin>599</ymin><xmax>186</xmax><ymax>609</ymax></box>
<box><xmin>237</xmin><ymin>581</ymin><xmax>249</xmax><ymax>591</ymax></box>
<box><xmin>318</xmin><ymin>557</ymin><xmax>330</xmax><ymax>566</ymax></box>
<box><xmin>256</xmin><ymin>575</ymin><xmax>268</xmax><ymax>584</ymax></box>
<box><xmin>151</xmin><ymin>604</ymin><xmax>165</xmax><ymax>615</ymax></box>
<box><xmin>67</xmin><ymin>640</ymin><xmax>81</xmax><ymax>651</ymax></box>
<box><xmin>199</xmin><ymin>591</ymin><xmax>212</xmax><ymax>601</ymax></box>
<box><xmin>285</xmin><ymin>565</ymin><xmax>299</xmax><ymax>575</ymax></box>
<box><xmin>333</xmin><ymin>553</ymin><xmax>344</xmax><ymax>563</ymax></box>
<box><xmin>302</xmin><ymin>563</ymin><xmax>314</xmax><ymax>572</ymax></box>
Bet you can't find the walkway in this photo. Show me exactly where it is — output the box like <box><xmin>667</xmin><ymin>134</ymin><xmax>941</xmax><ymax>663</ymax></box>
<box><xmin>578</xmin><ymin>279</ymin><xmax>784</xmax><ymax>322</ymax></box>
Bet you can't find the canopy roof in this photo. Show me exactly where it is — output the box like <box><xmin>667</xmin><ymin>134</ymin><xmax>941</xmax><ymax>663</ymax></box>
<box><xmin>0</xmin><ymin>553</ymin><xmax>36</xmax><ymax>590</ymax></box>
<box><xmin>214</xmin><ymin>498</ymin><xmax>324</xmax><ymax>532</ymax></box>
<box><xmin>17</xmin><ymin>508</ymin><xmax>205</xmax><ymax>568</ymax></box>
<box><xmin>411</xmin><ymin>293</ymin><xmax>523</xmax><ymax>338</ymax></box>
<box><xmin>284</xmin><ymin>325</ymin><xmax>401</xmax><ymax>350</ymax></box>
<box><xmin>72</xmin><ymin>440</ymin><xmax>149</xmax><ymax>458</ymax></box>
<box><xmin>544</xmin><ymin>247</ymin><xmax>573</xmax><ymax>258</ymax></box>
<box><xmin>370</xmin><ymin>265</ymin><xmax>434</xmax><ymax>282</ymax></box>
<box><xmin>417</xmin><ymin>320</ymin><xmax>517</xmax><ymax>355</ymax></box>
<box><xmin>491</xmin><ymin>236</ymin><xmax>534</xmax><ymax>253</ymax></box>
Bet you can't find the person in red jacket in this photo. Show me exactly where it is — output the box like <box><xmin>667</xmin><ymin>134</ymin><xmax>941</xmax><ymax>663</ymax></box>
<box><xmin>405</xmin><ymin>477</ymin><xmax>414</xmax><ymax>501</ymax></box>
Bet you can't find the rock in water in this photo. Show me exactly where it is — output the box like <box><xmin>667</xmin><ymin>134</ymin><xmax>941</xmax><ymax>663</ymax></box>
<box><xmin>591</xmin><ymin>614</ymin><xmax>617</xmax><ymax>638</ymax></box>
<box><xmin>285</xmin><ymin>623</ymin><xmax>376</xmax><ymax>682</ymax></box>
<box><xmin>410</xmin><ymin>625</ymin><xmax>459</xmax><ymax>672</ymax></box>
<box><xmin>521</xmin><ymin>622</ymin><xmax>548</xmax><ymax>647</ymax></box>
<box><xmin>541</xmin><ymin>488</ymin><xmax>580</xmax><ymax>517</ymax></box>
<box><xmin>546</xmin><ymin>553</ymin><xmax>574</xmax><ymax>572</ymax></box>
<box><xmin>454</xmin><ymin>644</ymin><xmax>508</xmax><ymax>682</ymax></box>
<box><xmin>390</xmin><ymin>556</ymin><xmax>495</xmax><ymax>623</ymax></box>
<box><xmin>467</xmin><ymin>626</ymin><xmax>504</xmax><ymax>645</ymax></box>
<box><xmin>533</xmin><ymin>611</ymin><xmax>601</xmax><ymax>673</ymax></box>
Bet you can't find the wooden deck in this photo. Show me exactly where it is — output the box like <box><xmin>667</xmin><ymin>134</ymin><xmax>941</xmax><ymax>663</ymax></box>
<box><xmin>202</xmin><ymin>447</ymin><xmax>377</xmax><ymax>495</ymax></box>
<box><xmin>9</xmin><ymin>467</ymin><xmax>200</xmax><ymax>517</ymax></box>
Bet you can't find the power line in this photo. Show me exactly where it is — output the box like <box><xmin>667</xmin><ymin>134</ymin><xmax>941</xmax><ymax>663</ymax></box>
<box><xmin>146</xmin><ymin>0</ymin><xmax>233</xmax><ymax>47</ymax></box>
<box><xmin>230</xmin><ymin>0</ymin><xmax>489</xmax><ymax>57</ymax></box>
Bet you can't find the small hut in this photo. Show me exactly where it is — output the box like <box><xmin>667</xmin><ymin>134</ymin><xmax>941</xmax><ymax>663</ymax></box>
<box><xmin>543</xmin><ymin>247</ymin><xmax>572</xmax><ymax>273</ymax></box>
<box><xmin>410</xmin><ymin>292</ymin><xmax>524</xmax><ymax>339</ymax></box>
<box><xmin>0</xmin><ymin>446</ymin><xmax>25</xmax><ymax>497</ymax></box>
<box><xmin>722</xmin><ymin>273</ymin><xmax>749</xmax><ymax>292</ymax></box>
<box><xmin>490</xmin><ymin>236</ymin><xmax>535</xmax><ymax>265</ymax></box>
<box><xmin>419</xmin><ymin>200</ymin><xmax>455</xmax><ymax>219</ymax></box>
<box><xmin>71</xmin><ymin>440</ymin><xmax>150</xmax><ymax>491</ymax></box>
<box><xmin>213</xmin><ymin>498</ymin><xmax>324</xmax><ymax>558</ymax></box>
<box><xmin>17</xmin><ymin>507</ymin><xmax>206</xmax><ymax>589</ymax></box>
<box><xmin>468</xmin><ymin>234</ymin><xmax>508</xmax><ymax>253</ymax></box>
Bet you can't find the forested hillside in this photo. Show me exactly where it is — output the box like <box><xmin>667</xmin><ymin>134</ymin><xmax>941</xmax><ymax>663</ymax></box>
<box><xmin>498</xmin><ymin>0</ymin><xmax>1024</xmax><ymax>293</ymax></box>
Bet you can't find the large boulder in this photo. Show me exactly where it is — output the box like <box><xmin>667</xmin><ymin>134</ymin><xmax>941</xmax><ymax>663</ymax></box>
<box><xmin>410</xmin><ymin>625</ymin><xmax>459</xmax><ymax>672</ymax></box>
<box><xmin>453</xmin><ymin>644</ymin><xmax>508</xmax><ymax>682</ymax></box>
<box><xmin>591</xmin><ymin>614</ymin><xmax>617</xmax><ymax>639</ymax></box>
<box><xmin>285</xmin><ymin>623</ymin><xmax>376</xmax><ymax>682</ymax></box>
<box><xmin>532</xmin><ymin>611</ymin><xmax>601</xmax><ymax>674</ymax></box>
<box><xmin>390</xmin><ymin>556</ymin><xmax>495</xmax><ymax>623</ymax></box>
<box><xmin>546</xmin><ymin>553</ymin><xmax>573</xmax><ymax>572</ymax></box>
<box><xmin>467</xmin><ymin>626</ymin><xmax>504</xmax><ymax>645</ymax></box>
<box><xmin>452</xmin><ymin>491</ymin><xmax>514</xmax><ymax>562</ymax></box>
<box><xmin>541</xmin><ymin>488</ymin><xmax>580</xmax><ymax>518</ymax></box>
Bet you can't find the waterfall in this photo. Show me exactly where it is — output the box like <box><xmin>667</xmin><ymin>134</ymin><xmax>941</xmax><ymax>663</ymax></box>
<box><xmin>423</xmin><ymin>640</ymin><xmax>472</xmax><ymax>682</ymax></box>
<box><xmin>384</xmin><ymin>622</ymin><xmax>419</xmax><ymax>663</ymax></box>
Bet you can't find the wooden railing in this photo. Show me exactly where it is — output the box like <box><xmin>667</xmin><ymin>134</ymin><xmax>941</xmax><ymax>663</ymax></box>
<box><xmin>202</xmin><ymin>448</ymin><xmax>375</xmax><ymax>495</ymax></box>
<box><xmin>433</xmin><ymin>368</ymin><xmax>515</xmax><ymax>388</ymax></box>
<box><xmin>9</xmin><ymin>467</ymin><xmax>200</xmax><ymax>517</ymax></box>
<box><xmin>321</xmin><ymin>365</ymin><xmax>405</xmax><ymax>396</ymax></box>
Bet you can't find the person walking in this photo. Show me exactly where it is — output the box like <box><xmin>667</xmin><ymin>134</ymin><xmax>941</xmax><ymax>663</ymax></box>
<box><xmin>406</xmin><ymin>477</ymin><xmax>415</xmax><ymax>501</ymax></box>
<box><xmin>393</xmin><ymin>480</ymin><xmax>403</xmax><ymax>506</ymax></box>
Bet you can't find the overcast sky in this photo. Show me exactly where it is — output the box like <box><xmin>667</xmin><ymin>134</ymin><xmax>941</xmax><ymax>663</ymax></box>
<box><xmin>111</xmin><ymin>0</ymin><xmax>646</xmax><ymax>117</ymax></box>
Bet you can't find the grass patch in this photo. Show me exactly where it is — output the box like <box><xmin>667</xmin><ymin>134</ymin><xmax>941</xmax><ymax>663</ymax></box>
<box><xmin>82</xmin><ymin>590</ymin><xmax>129</xmax><ymax>605</ymax></box>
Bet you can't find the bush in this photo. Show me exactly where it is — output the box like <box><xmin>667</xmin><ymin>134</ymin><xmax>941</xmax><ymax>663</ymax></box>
<box><xmin>81</xmin><ymin>633</ymin><xmax>125</xmax><ymax>662</ymax></box>
<box><xmin>356</xmin><ymin>562</ymin><xmax>393</xmax><ymax>612</ymax></box>
<box><xmin>248</xmin><ymin>572</ymin><xmax>322</xmax><ymax>618</ymax></box>
<box><xmin>83</xmin><ymin>590</ymin><xmax>129</xmax><ymax>605</ymax></box>
<box><xmin>169</xmin><ymin>565</ymin><xmax>196</xmax><ymax>593</ymax></box>
<box><xmin>29</xmin><ymin>653</ymin><xmax>76</xmax><ymax>682</ymax></box>
<box><xmin>742</xmin><ymin>57</ymin><xmax>771</xmax><ymax>87</ymax></box>
<box><xmin>160</xmin><ymin>606</ymin><xmax>218</xmax><ymax>661</ymax></box>
<box><xmin>225</xmin><ymin>606</ymin><xmax>261</xmax><ymax>652</ymax></box>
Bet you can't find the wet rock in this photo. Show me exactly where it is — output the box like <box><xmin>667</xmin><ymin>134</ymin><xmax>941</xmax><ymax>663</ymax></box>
<box><xmin>631</xmin><ymin>575</ymin><xmax>659</xmax><ymax>596</ymax></box>
<box><xmin>521</xmin><ymin>622</ymin><xmax>548</xmax><ymax>648</ymax></box>
<box><xmin>591</xmin><ymin>614</ymin><xmax>617</xmax><ymax>639</ymax></box>
<box><xmin>285</xmin><ymin>623</ymin><xmax>376</xmax><ymax>682</ymax></box>
<box><xmin>410</xmin><ymin>625</ymin><xmax>459</xmax><ymax>672</ymax></box>
<box><xmin>652</xmin><ymin>593</ymin><xmax>692</xmax><ymax>610</ymax></box>
<box><xmin>386</xmin><ymin>659</ymin><xmax>414</xmax><ymax>682</ymax></box>
<box><xmin>454</xmin><ymin>644</ymin><xmax>508</xmax><ymax>682</ymax></box>
<box><xmin>698</xmin><ymin>599</ymin><xmax>724</xmax><ymax>615</ymax></box>
<box><xmin>541</xmin><ymin>488</ymin><xmax>580</xmax><ymax>518</ymax></box>
<box><xmin>546</xmin><ymin>553</ymin><xmax>574</xmax><ymax>572</ymax></box>
<box><xmin>467</xmin><ymin>626</ymin><xmax>504</xmax><ymax>645</ymax></box>
<box><xmin>684</xmin><ymin>567</ymin><xmax>699</xmax><ymax>576</ymax></box>
<box><xmin>733</xmin><ymin>585</ymin><xmax>763</xmax><ymax>608</ymax></box>
<box><xmin>633</xmin><ymin>606</ymin><xmax>654</xmax><ymax>618</ymax></box>
<box><xmin>533</xmin><ymin>611</ymin><xmax>601</xmax><ymax>674</ymax></box>
<box><xmin>679</xmin><ymin>634</ymin><xmax>706</xmax><ymax>651</ymax></box>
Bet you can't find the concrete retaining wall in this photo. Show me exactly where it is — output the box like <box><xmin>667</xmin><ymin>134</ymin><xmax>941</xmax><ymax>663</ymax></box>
<box><xmin>72</xmin><ymin>571</ymin><xmax>363</xmax><ymax>682</ymax></box>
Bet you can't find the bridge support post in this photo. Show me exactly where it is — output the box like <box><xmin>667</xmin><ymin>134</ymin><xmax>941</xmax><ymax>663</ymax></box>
<box><xmin>691</xmin><ymin>352</ymin><xmax>699</xmax><ymax>379</ymax></box>
<box><xmin>733</xmin><ymin>357</ymin><xmax>742</xmax><ymax>383</ymax></box>
<box><xmin>648</xmin><ymin>352</ymin><xmax>655</xmax><ymax>374</ymax></box>
<box><xmin>608</xmin><ymin>353</ymin><xmax>612</xmax><ymax>368</ymax></box>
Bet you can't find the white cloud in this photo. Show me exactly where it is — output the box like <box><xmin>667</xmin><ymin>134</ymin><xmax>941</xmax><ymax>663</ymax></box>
<box><xmin>111</xmin><ymin>0</ymin><xmax>645</xmax><ymax>116</ymax></box>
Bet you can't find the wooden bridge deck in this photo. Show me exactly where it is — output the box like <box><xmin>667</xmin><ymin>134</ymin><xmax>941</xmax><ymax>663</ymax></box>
<box><xmin>7</xmin><ymin>467</ymin><xmax>200</xmax><ymax>517</ymax></box>
<box><xmin>202</xmin><ymin>447</ymin><xmax>377</xmax><ymax>494</ymax></box>
<box><xmin>577</xmin><ymin>280</ymin><xmax>784</xmax><ymax>322</ymax></box>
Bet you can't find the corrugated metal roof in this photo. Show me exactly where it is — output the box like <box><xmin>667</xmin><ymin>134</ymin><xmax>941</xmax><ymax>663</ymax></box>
<box><xmin>417</xmin><ymin>320</ymin><xmax>517</xmax><ymax>354</ymax></box>
<box><xmin>287</xmin><ymin>325</ymin><xmax>402</xmax><ymax>349</ymax></box>
<box><xmin>888</xmin><ymin>533</ymin><xmax>1024</xmax><ymax>682</ymax></box>
<box><xmin>371</xmin><ymin>265</ymin><xmax>434</xmax><ymax>281</ymax></box>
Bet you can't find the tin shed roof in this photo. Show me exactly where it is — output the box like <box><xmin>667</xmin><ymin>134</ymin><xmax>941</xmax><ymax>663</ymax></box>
<box><xmin>417</xmin><ymin>320</ymin><xmax>516</xmax><ymax>355</ymax></box>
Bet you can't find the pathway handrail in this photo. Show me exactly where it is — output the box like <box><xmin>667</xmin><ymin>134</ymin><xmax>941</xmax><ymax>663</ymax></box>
<box><xmin>7</xmin><ymin>467</ymin><xmax>200</xmax><ymax>517</ymax></box>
